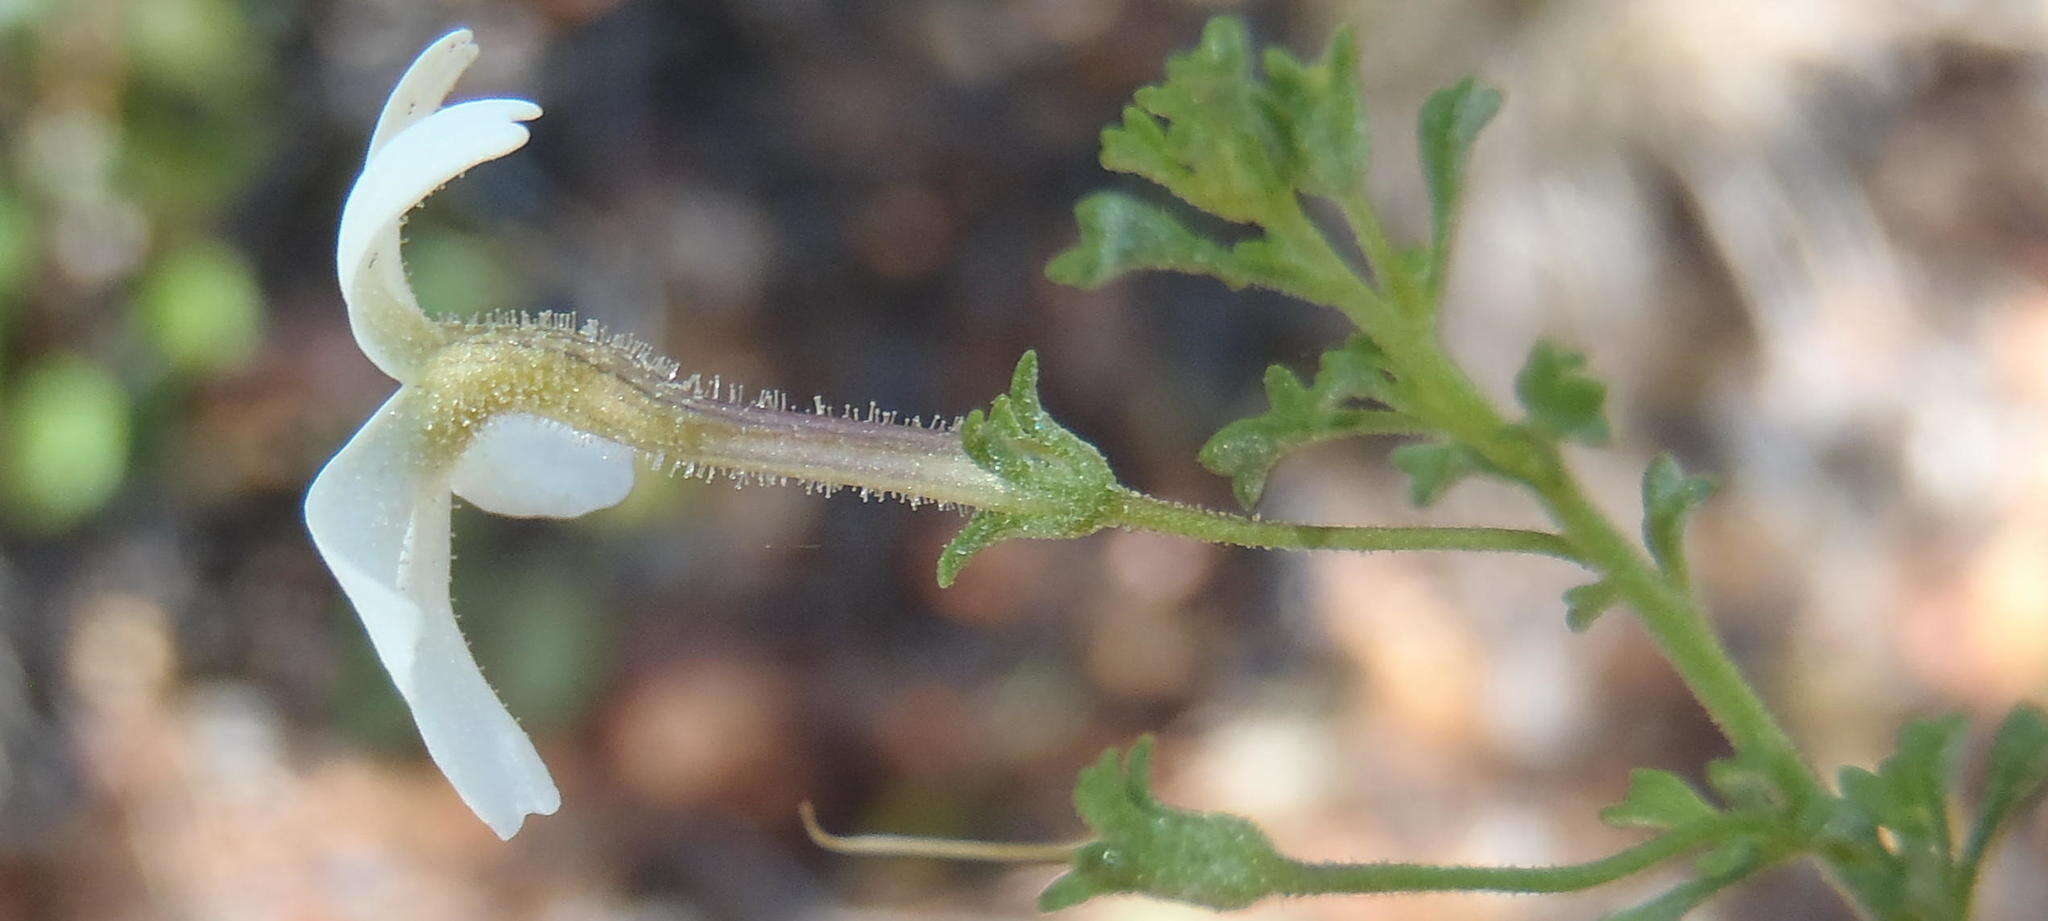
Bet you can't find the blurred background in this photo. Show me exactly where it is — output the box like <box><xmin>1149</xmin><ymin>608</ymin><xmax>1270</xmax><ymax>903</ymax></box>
<box><xmin>2</xmin><ymin>0</ymin><xmax>2047</xmax><ymax>918</ymax></box>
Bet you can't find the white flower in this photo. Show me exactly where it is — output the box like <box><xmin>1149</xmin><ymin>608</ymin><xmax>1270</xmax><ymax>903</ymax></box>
<box><xmin>307</xmin><ymin>30</ymin><xmax>637</xmax><ymax>839</ymax></box>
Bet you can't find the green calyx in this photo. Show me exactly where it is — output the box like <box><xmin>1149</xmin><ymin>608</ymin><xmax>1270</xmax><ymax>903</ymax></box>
<box><xmin>1039</xmin><ymin>738</ymin><xmax>1294</xmax><ymax>912</ymax></box>
<box><xmin>938</xmin><ymin>351</ymin><xmax>1122</xmax><ymax>587</ymax></box>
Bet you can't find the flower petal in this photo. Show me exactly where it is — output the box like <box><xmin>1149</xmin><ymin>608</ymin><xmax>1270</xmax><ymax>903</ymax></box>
<box><xmin>452</xmin><ymin>413</ymin><xmax>637</xmax><ymax>518</ymax></box>
<box><xmin>338</xmin><ymin>71</ymin><xmax>540</xmax><ymax>382</ymax></box>
<box><xmin>369</xmin><ymin>30</ymin><xmax>481</xmax><ymax>156</ymax></box>
<box><xmin>306</xmin><ymin>391</ymin><xmax>560</xmax><ymax>839</ymax></box>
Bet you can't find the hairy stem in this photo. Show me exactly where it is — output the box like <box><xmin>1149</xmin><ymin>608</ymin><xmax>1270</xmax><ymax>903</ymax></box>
<box><xmin>424</xmin><ymin>318</ymin><xmax>1577</xmax><ymax>569</ymax></box>
<box><xmin>1273</xmin><ymin>818</ymin><xmax>1754</xmax><ymax>895</ymax></box>
<box><xmin>1112</xmin><ymin>492</ymin><xmax>1581</xmax><ymax>561</ymax></box>
<box><xmin>1279</xmin><ymin>179</ymin><xmax>1813</xmax><ymax>790</ymax></box>
<box><xmin>1392</xmin><ymin>329</ymin><xmax>1818</xmax><ymax>797</ymax></box>
<box><xmin>1535</xmin><ymin>466</ymin><xmax>1813</xmax><ymax>793</ymax></box>
<box><xmin>1250</xmin><ymin>196</ymin><xmax>1815</xmax><ymax>795</ymax></box>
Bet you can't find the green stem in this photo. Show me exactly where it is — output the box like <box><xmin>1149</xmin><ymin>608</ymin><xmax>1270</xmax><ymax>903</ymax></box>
<box><xmin>1111</xmin><ymin>491</ymin><xmax>1582</xmax><ymax>562</ymax></box>
<box><xmin>1264</xmin><ymin>198</ymin><xmax>1815</xmax><ymax>796</ymax></box>
<box><xmin>1340</xmin><ymin>191</ymin><xmax>1424</xmax><ymax>319</ymax></box>
<box><xmin>1267</xmin><ymin>199</ymin><xmax>1398</xmax><ymax>336</ymax></box>
<box><xmin>1274</xmin><ymin>818</ymin><xmax>1747</xmax><ymax>895</ymax></box>
<box><xmin>1537</xmin><ymin>470</ymin><xmax>1812</xmax><ymax>790</ymax></box>
<box><xmin>1279</xmin><ymin>170</ymin><xmax>1817</xmax><ymax>798</ymax></box>
<box><xmin>1387</xmin><ymin>330</ymin><xmax>1820</xmax><ymax>800</ymax></box>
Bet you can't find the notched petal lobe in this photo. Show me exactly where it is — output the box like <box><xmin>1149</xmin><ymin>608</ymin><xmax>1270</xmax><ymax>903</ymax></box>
<box><xmin>306</xmin><ymin>391</ymin><xmax>561</xmax><ymax>839</ymax></box>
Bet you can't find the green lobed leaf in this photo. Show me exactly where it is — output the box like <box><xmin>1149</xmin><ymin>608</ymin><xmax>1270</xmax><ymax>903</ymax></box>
<box><xmin>1827</xmin><ymin>769</ymin><xmax>1942</xmax><ymax>917</ymax></box>
<box><xmin>1807</xmin><ymin>792</ymin><xmax>1909</xmax><ymax>915</ymax></box>
<box><xmin>1885</xmin><ymin>715</ymin><xmax>1967</xmax><ymax>851</ymax></box>
<box><xmin>1985</xmin><ymin>702</ymin><xmax>2048</xmax><ymax>796</ymax></box>
<box><xmin>1041</xmin><ymin>738</ymin><xmax>1294</xmax><ymax>912</ymax></box>
<box><xmin>1417</xmin><ymin>77</ymin><xmax>1501</xmax><ymax>293</ymax></box>
<box><xmin>1836</xmin><ymin>766</ymin><xmax>1888</xmax><ymax>831</ymax></box>
<box><xmin>939</xmin><ymin>352</ymin><xmax>1121</xmax><ymax>587</ymax></box>
<box><xmin>1054</xmin><ymin>16</ymin><xmax>1384</xmax><ymax>306</ymax></box>
<box><xmin>1260</xmin><ymin>28</ymin><xmax>1366</xmax><ymax>198</ymax></box>
<box><xmin>1389</xmin><ymin>440</ymin><xmax>1485</xmax><ymax>507</ymax></box>
<box><xmin>1600</xmin><ymin>769</ymin><xmax>1720</xmax><ymax>831</ymax></box>
<box><xmin>1102</xmin><ymin>17</ymin><xmax>1280</xmax><ymax>224</ymax></box>
<box><xmin>1705</xmin><ymin>751</ymin><xmax>1784</xmax><ymax>814</ymax></box>
<box><xmin>1045</xmin><ymin>192</ymin><xmax>1249</xmax><ymax>290</ymax></box>
<box><xmin>1641</xmin><ymin>455</ymin><xmax>1716</xmax><ymax>585</ymax></box>
<box><xmin>1964</xmin><ymin>703</ymin><xmax>2048</xmax><ymax>871</ymax></box>
<box><xmin>1514</xmin><ymin>340</ymin><xmax>1610</xmax><ymax>445</ymax></box>
<box><xmin>1198</xmin><ymin>336</ymin><xmax>1415</xmax><ymax>508</ymax></box>
<box><xmin>1044</xmin><ymin>193</ymin><xmax>1349</xmax><ymax>303</ymax></box>
<box><xmin>1096</xmin><ymin>17</ymin><xmax>1379</xmax><ymax>225</ymax></box>
<box><xmin>1827</xmin><ymin>713</ymin><xmax>1971</xmax><ymax>918</ymax></box>
<box><xmin>1223</xmin><ymin>234</ymin><xmax>1356</xmax><ymax>305</ymax></box>
<box><xmin>1563</xmin><ymin>579</ymin><xmax>1622</xmax><ymax>632</ymax></box>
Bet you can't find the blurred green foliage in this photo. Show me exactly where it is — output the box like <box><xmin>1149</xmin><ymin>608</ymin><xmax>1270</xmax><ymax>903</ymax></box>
<box><xmin>467</xmin><ymin>553</ymin><xmax>614</xmax><ymax>732</ymax></box>
<box><xmin>133</xmin><ymin>239</ymin><xmax>262</xmax><ymax>375</ymax></box>
<box><xmin>407</xmin><ymin>230</ymin><xmax>522</xmax><ymax>320</ymax></box>
<box><xmin>0</xmin><ymin>0</ymin><xmax>286</xmax><ymax>530</ymax></box>
<box><xmin>1</xmin><ymin>354</ymin><xmax>131</xmax><ymax>531</ymax></box>
<box><xmin>0</xmin><ymin>189</ymin><xmax>31</xmax><ymax>372</ymax></box>
<box><xmin>0</xmin><ymin>190</ymin><xmax>32</xmax><ymax>295</ymax></box>
<box><xmin>117</xmin><ymin>0</ymin><xmax>276</xmax><ymax>222</ymax></box>
<box><xmin>124</xmin><ymin>0</ymin><xmax>260</xmax><ymax>96</ymax></box>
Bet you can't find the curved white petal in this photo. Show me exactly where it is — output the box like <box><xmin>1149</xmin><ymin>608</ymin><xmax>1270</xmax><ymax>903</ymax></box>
<box><xmin>452</xmin><ymin>413</ymin><xmax>637</xmax><ymax>518</ymax></box>
<box><xmin>306</xmin><ymin>391</ymin><xmax>560</xmax><ymax>839</ymax></box>
<box><xmin>369</xmin><ymin>30</ymin><xmax>481</xmax><ymax>156</ymax></box>
<box><xmin>338</xmin><ymin>74</ymin><xmax>541</xmax><ymax>382</ymax></box>
<box><xmin>338</xmin><ymin>98</ymin><xmax>543</xmax><ymax>293</ymax></box>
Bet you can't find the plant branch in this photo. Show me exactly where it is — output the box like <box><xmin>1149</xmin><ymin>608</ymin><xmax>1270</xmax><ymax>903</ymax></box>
<box><xmin>1110</xmin><ymin>491</ymin><xmax>1583</xmax><ymax>562</ymax></box>
<box><xmin>1339</xmin><ymin>191</ymin><xmax>1422</xmax><ymax>317</ymax></box>
<box><xmin>1536</xmin><ymin>466</ymin><xmax>1814</xmax><ymax>794</ymax></box>
<box><xmin>1274</xmin><ymin>818</ymin><xmax>1757</xmax><ymax>896</ymax></box>
<box><xmin>800</xmin><ymin>802</ymin><xmax>1085</xmax><ymax>863</ymax></box>
<box><xmin>1383</xmin><ymin>330</ymin><xmax>1820</xmax><ymax>800</ymax></box>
